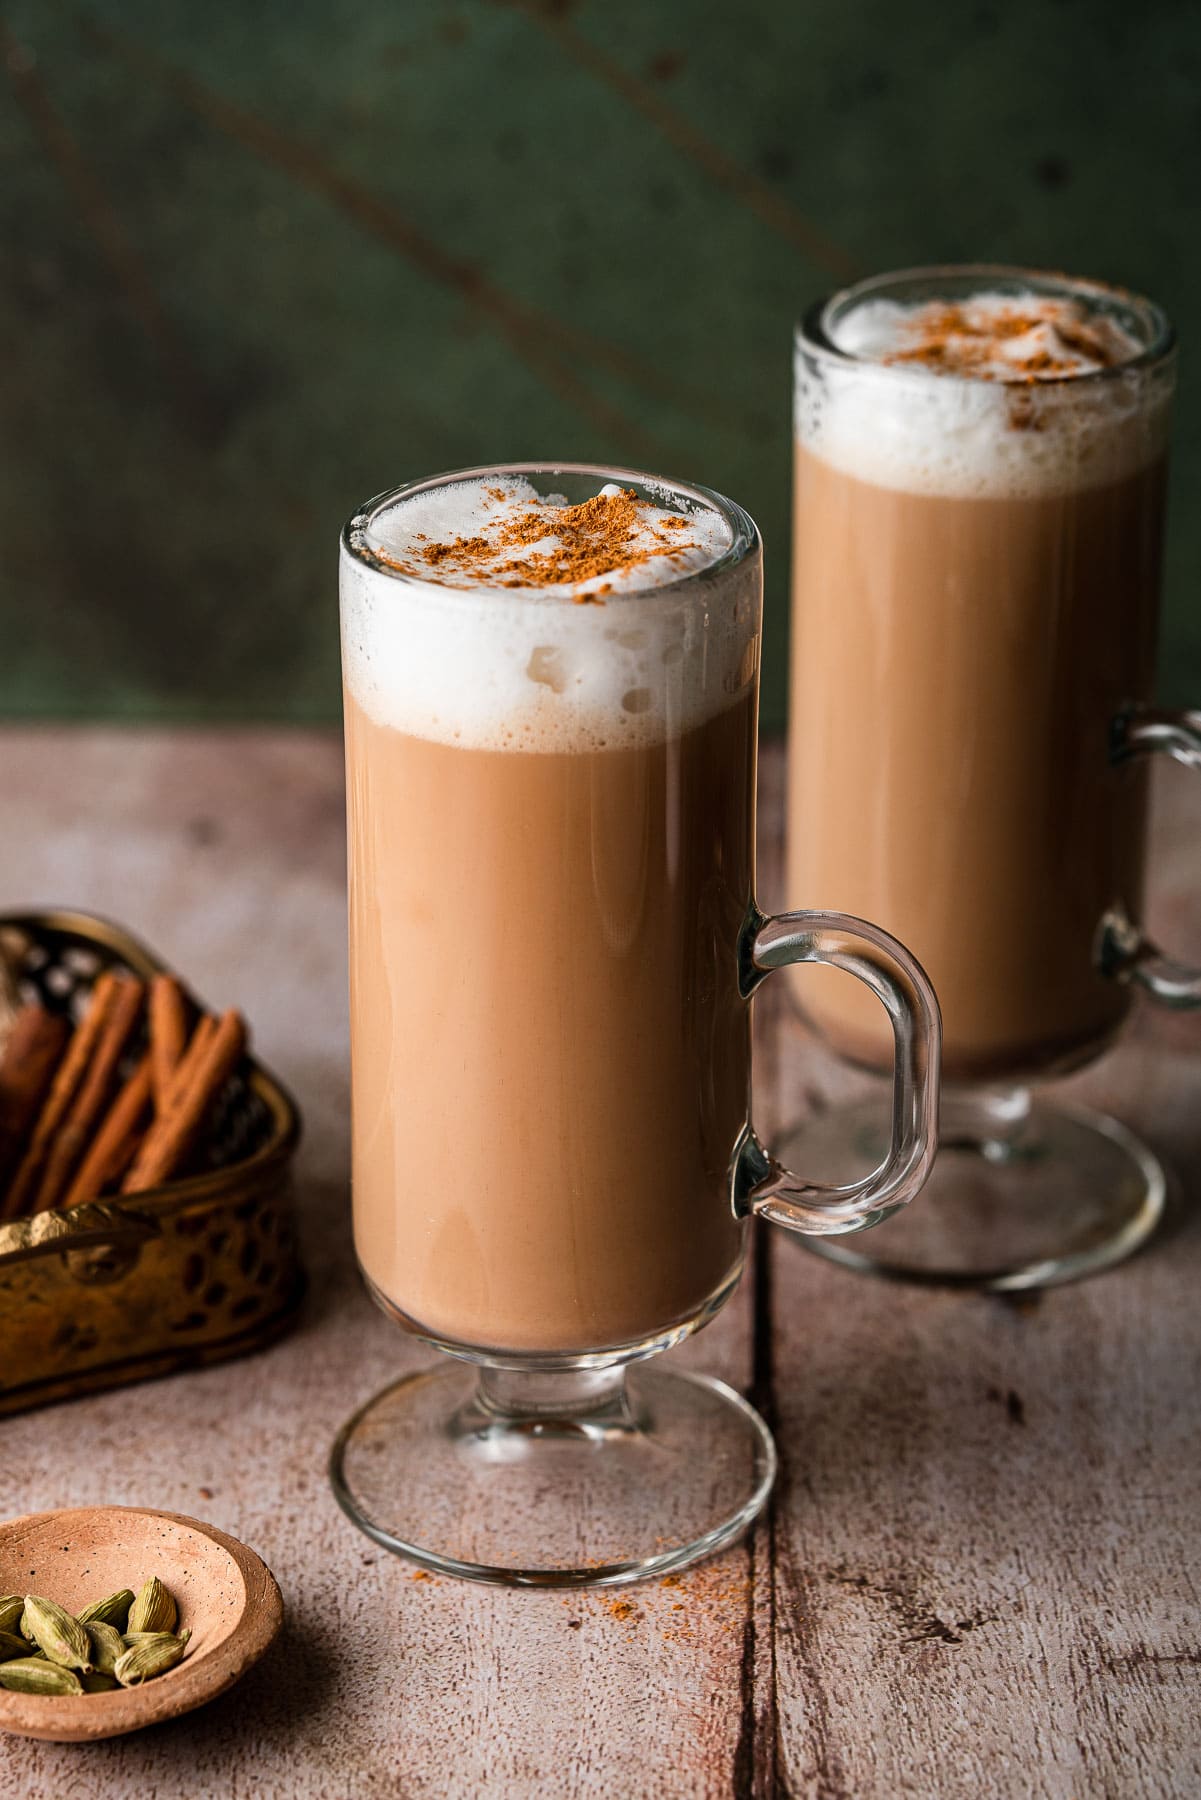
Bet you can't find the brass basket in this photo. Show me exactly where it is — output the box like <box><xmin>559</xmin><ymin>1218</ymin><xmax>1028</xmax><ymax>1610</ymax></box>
<box><xmin>0</xmin><ymin>910</ymin><xmax>304</xmax><ymax>1415</ymax></box>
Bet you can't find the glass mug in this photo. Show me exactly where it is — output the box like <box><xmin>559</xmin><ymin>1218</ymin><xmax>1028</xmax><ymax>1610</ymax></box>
<box><xmin>330</xmin><ymin>463</ymin><xmax>940</xmax><ymax>1586</ymax></box>
<box><xmin>785</xmin><ymin>265</ymin><xmax>1201</xmax><ymax>1290</ymax></box>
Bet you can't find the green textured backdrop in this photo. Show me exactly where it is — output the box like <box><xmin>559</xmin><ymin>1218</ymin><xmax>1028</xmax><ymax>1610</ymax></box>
<box><xmin>2</xmin><ymin>0</ymin><xmax>1198</xmax><ymax>727</ymax></box>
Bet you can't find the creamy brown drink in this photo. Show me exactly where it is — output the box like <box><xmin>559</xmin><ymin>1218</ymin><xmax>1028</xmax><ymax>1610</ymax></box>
<box><xmin>788</xmin><ymin>278</ymin><xmax>1173</xmax><ymax>1083</ymax></box>
<box><xmin>333</xmin><ymin>463</ymin><xmax>941</xmax><ymax>1584</ymax></box>
<box><xmin>341</xmin><ymin>475</ymin><xmax>759</xmax><ymax>1354</ymax></box>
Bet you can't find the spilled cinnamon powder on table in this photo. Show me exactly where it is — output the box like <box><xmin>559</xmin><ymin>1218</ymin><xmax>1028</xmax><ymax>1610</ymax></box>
<box><xmin>561</xmin><ymin>1562</ymin><xmax>752</xmax><ymax>1645</ymax></box>
<box><xmin>375</xmin><ymin>487</ymin><xmax>698</xmax><ymax>604</ymax></box>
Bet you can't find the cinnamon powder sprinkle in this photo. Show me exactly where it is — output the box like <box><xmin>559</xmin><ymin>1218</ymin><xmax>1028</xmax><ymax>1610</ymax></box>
<box><xmin>374</xmin><ymin>488</ymin><xmax>700</xmax><ymax>604</ymax></box>
<box><xmin>883</xmin><ymin>301</ymin><xmax>1128</xmax><ymax>383</ymax></box>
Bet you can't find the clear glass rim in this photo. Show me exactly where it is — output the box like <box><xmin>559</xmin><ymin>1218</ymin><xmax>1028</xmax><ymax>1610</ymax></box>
<box><xmin>797</xmin><ymin>262</ymin><xmax>1176</xmax><ymax>390</ymax></box>
<box><xmin>341</xmin><ymin>461</ymin><xmax>760</xmax><ymax>607</ymax></box>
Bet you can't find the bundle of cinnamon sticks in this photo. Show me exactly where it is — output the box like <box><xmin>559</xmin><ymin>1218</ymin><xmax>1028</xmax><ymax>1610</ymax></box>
<box><xmin>0</xmin><ymin>970</ymin><xmax>248</xmax><ymax>1224</ymax></box>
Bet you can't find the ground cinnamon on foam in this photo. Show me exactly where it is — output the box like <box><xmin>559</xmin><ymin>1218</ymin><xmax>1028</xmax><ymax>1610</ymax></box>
<box><xmin>883</xmin><ymin>300</ymin><xmax>1127</xmax><ymax>382</ymax></box>
<box><xmin>375</xmin><ymin>487</ymin><xmax>697</xmax><ymax>604</ymax></box>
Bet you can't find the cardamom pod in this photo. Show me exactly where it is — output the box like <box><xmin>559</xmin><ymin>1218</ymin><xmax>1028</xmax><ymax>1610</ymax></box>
<box><xmin>0</xmin><ymin>1629</ymin><xmax>30</xmax><ymax>1662</ymax></box>
<box><xmin>80</xmin><ymin>1669</ymin><xmax>120</xmax><ymax>1693</ymax></box>
<box><xmin>21</xmin><ymin>1595</ymin><xmax>92</xmax><ymax>1671</ymax></box>
<box><xmin>114</xmin><ymin>1627</ymin><xmax>190</xmax><ymax>1687</ymax></box>
<box><xmin>127</xmin><ymin>1576</ymin><xmax>177</xmax><ymax>1635</ymax></box>
<box><xmin>0</xmin><ymin>1656</ymin><xmax>84</xmax><ymax>1696</ymax></box>
<box><xmin>77</xmin><ymin>1589</ymin><xmax>135</xmax><ymax>1631</ymax></box>
<box><xmin>0</xmin><ymin>1596</ymin><xmax>24</xmax><ymax>1635</ymax></box>
<box><xmin>84</xmin><ymin>1621</ymin><xmax>125</xmax><ymax>1675</ymax></box>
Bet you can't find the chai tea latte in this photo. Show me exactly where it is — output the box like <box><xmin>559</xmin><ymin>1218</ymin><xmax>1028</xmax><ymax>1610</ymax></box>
<box><xmin>341</xmin><ymin>477</ymin><xmax>760</xmax><ymax>1354</ymax></box>
<box><xmin>788</xmin><ymin>281</ymin><xmax>1171</xmax><ymax>1082</ymax></box>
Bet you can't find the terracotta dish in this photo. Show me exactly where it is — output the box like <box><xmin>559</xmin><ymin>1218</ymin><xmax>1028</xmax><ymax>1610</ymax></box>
<box><xmin>0</xmin><ymin>1506</ymin><xmax>283</xmax><ymax>1742</ymax></box>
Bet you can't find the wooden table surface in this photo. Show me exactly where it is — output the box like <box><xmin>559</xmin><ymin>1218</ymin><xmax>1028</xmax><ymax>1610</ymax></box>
<box><xmin>1</xmin><ymin>729</ymin><xmax>1198</xmax><ymax>1799</ymax></box>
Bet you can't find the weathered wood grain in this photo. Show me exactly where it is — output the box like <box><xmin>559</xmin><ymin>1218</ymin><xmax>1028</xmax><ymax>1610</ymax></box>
<box><xmin>759</xmin><ymin>746</ymin><xmax>1201</xmax><ymax>1800</ymax></box>
<box><xmin>0</xmin><ymin>730</ymin><xmax>1197</xmax><ymax>1798</ymax></box>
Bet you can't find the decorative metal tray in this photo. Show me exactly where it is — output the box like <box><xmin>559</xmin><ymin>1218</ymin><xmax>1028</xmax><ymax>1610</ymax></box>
<box><xmin>0</xmin><ymin>910</ymin><xmax>304</xmax><ymax>1416</ymax></box>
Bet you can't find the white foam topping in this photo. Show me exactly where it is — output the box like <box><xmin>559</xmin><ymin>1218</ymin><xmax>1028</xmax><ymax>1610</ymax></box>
<box><xmin>361</xmin><ymin>478</ymin><xmax>731</xmax><ymax>596</ymax></box>
<box><xmin>798</xmin><ymin>289</ymin><xmax>1171</xmax><ymax>500</ymax></box>
<box><xmin>836</xmin><ymin>293</ymin><xmax>1142</xmax><ymax>380</ymax></box>
<box><xmin>340</xmin><ymin>477</ymin><xmax>759</xmax><ymax>752</ymax></box>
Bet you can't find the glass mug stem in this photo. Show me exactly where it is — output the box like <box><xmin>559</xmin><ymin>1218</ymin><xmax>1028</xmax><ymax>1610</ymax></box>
<box><xmin>1101</xmin><ymin>705</ymin><xmax>1201</xmax><ymax>1008</ymax></box>
<box><xmin>735</xmin><ymin>907</ymin><xmax>941</xmax><ymax>1234</ymax></box>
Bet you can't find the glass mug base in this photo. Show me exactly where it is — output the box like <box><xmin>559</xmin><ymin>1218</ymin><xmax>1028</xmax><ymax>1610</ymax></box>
<box><xmin>329</xmin><ymin>1361</ymin><xmax>776</xmax><ymax>1588</ymax></box>
<box><xmin>782</xmin><ymin>1093</ymin><xmax>1166</xmax><ymax>1291</ymax></box>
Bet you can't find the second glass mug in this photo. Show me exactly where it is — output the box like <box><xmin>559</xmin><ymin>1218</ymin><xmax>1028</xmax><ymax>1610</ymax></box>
<box><xmin>330</xmin><ymin>463</ymin><xmax>940</xmax><ymax>1586</ymax></box>
<box><xmin>785</xmin><ymin>264</ymin><xmax>1201</xmax><ymax>1290</ymax></box>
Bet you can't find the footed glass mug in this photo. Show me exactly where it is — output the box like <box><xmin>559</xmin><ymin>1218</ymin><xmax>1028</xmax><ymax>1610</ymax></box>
<box><xmin>331</xmin><ymin>463</ymin><xmax>940</xmax><ymax>1586</ymax></box>
<box><xmin>786</xmin><ymin>265</ymin><xmax>1200</xmax><ymax>1290</ymax></box>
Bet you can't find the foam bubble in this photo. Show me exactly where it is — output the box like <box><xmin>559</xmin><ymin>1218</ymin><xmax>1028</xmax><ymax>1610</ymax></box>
<box><xmin>340</xmin><ymin>477</ymin><xmax>759</xmax><ymax>752</ymax></box>
<box><xmin>798</xmin><ymin>288</ymin><xmax>1171</xmax><ymax>500</ymax></box>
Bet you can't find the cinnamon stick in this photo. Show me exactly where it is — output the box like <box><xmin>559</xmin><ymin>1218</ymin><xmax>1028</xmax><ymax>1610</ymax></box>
<box><xmin>0</xmin><ymin>1005</ymin><xmax>71</xmax><ymax>1215</ymax></box>
<box><xmin>62</xmin><ymin>1053</ymin><xmax>154</xmax><ymax>1208</ymax></box>
<box><xmin>123</xmin><ymin>1010</ymin><xmax>246</xmax><ymax>1193</ymax></box>
<box><xmin>4</xmin><ymin>972</ymin><xmax>123</xmax><ymax>1219</ymax></box>
<box><xmin>149</xmin><ymin>974</ymin><xmax>189</xmax><ymax>1115</ymax></box>
<box><xmin>165</xmin><ymin>1012</ymin><xmax>219</xmax><ymax>1099</ymax></box>
<box><xmin>113</xmin><ymin>1012</ymin><xmax>214</xmax><ymax>1199</ymax></box>
<box><xmin>32</xmin><ymin>975</ymin><xmax>146</xmax><ymax>1214</ymax></box>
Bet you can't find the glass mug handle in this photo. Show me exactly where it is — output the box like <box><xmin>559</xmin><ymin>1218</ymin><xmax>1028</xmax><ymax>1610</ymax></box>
<box><xmin>1100</xmin><ymin>705</ymin><xmax>1201</xmax><ymax>1008</ymax></box>
<box><xmin>733</xmin><ymin>907</ymin><xmax>941</xmax><ymax>1235</ymax></box>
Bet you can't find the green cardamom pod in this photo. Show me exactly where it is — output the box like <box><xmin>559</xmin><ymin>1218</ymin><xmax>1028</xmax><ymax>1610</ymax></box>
<box><xmin>114</xmin><ymin>1627</ymin><xmax>190</xmax><ymax>1687</ymax></box>
<box><xmin>127</xmin><ymin>1576</ymin><xmax>177</xmax><ymax>1635</ymax></box>
<box><xmin>0</xmin><ymin>1628</ymin><xmax>30</xmax><ymax>1662</ymax></box>
<box><xmin>0</xmin><ymin>1596</ymin><xmax>24</xmax><ymax>1635</ymax></box>
<box><xmin>84</xmin><ymin>1620</ymin><xmax>125</xmax><ymax>1675</ymax></box>
<box><xmin>80</xmin><ymin>1669</ymin><xmax>120</xmax><ymax>1693</ymax></box>
<box><xmin>77</xmin><ymin>1589</ymin><xmax>135</xmax><ymax>1631</ymax></box>
<box><xmin>0</xmin><ymin>1656</ymin><xmax>84</xmax><ymax>1696</ymax></box>
<box><xmin>21</xmin><ymin>1595</ymin><xmax>92</xmax><ymax>1671</ymax></box>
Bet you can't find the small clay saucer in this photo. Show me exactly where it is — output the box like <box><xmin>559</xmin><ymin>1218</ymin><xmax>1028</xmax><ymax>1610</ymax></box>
<box><xmin>0</xmin><ymin>1506</ymin><xmax>283</xmax><ymax>1742</ymax></box>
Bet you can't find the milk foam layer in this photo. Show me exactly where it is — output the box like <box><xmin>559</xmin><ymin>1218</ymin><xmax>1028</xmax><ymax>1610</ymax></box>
<box><xmin>362</xmin><ymin>477</ymin><xmax>731</xmax><ymax>595</ymax></box>
<box><xmin>341</xmin><ymin>477</ymin><xmax>759</xmax><ymax>752</ymax></box>
<box><xmin>799</xmin><ymin>288</ymin><xmax>1171</xmax><ymax>500</ymax></box>
<box><xmin>836</xmin><ymin>293</ymin><xmax>1142</xmax><ymax>380</ymax></box>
